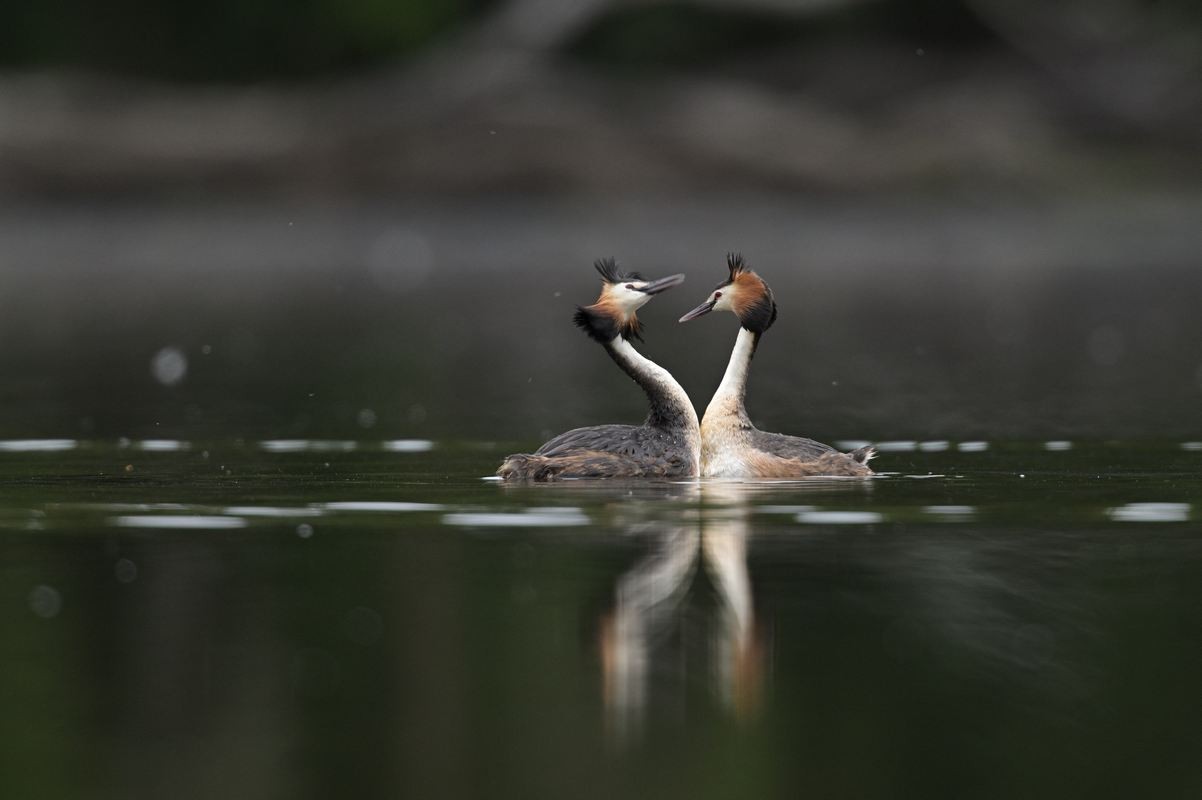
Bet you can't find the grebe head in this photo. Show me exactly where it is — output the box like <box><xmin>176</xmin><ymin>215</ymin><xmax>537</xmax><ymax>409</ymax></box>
<box><xmin>574</xmin><ymin>257</ymin><xmax>686</xmax><ymax>343</ymax></box>
<box><xmin>678</xmin><ymin>253</ymin><xmax>777</xmax><ymax>333</ymax></box>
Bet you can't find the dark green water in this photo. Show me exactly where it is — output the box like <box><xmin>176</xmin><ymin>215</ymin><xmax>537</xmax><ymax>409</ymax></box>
<box><xmin>3</xmin><ymin>438</ymin><xmax>1201</xmax><ymax>799</ymax></box>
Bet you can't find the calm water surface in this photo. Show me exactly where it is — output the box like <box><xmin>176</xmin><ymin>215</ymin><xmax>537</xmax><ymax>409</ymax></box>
<box><xmin>3</xmin><ymin>438</ymin><xmax>1201</xmax><ymax>798</ymax></box>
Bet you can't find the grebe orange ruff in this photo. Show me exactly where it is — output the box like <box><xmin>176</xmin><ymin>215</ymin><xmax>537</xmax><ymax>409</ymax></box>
<box><xmin>498</xmin><ymin>259</ymin><xmax>700</xmax><ymax>481</ymax></box>
<box><xmin>678</xmin><ymin>254</ymin><xmax>874</xmax><ymax>478</ymax></box>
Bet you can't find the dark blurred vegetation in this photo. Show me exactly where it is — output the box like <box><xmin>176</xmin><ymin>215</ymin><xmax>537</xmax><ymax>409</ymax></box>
<box><xmin>571</xmin><ymin>0</ymin><xmax>999</xmax><ymax>71</ymax></box>
<box><xmin>3</xmin><ymin>0</ymin><xmax>1199</xmax><ymax>86</ymax></box>
<box><xmin>1</xmin><ymin>0</ymin><xmax>495</xmax><ymax>81</ymax></box>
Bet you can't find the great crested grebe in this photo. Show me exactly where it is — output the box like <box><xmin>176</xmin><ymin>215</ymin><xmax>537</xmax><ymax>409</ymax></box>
<box><xmin>498</xmin><ymin>258</ymin><xmax>700</xmax><ymax>481</ymax></box>
<box><xmin>678</xmin><ymin>254</ymin><xmax>875</xmax><ymax>478</ymax></box>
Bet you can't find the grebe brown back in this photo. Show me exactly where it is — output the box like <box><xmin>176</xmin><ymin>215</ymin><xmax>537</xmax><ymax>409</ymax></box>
<box><xmin>498</xmin><ymin>258</ymin><xmax>700</xmax><ymax>481</ymax></box>
<box><xmin>678</xmin><ymin>253</ymin><xmax>874</xmax><ymax>478</ymax></box>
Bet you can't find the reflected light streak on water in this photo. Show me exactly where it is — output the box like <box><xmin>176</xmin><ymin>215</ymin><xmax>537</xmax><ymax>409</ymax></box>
<box><xmin>443</xmin><ymin>509</ymin><xmax>590</xmax><ymax>527</ymax></box>
<box><xmin>0</xmin><ymin>439</ymin><xmax>78</xmax><ymax>451</ymax></box>
<box><xmin>1106</xmin><ymin>503</ymin><xmax>1192</xmax><ymax>522</ymax></box>
<box><xmin>602</xmin><ymin>483</ymin><xmax>766</xmax><ymax>744</ymax></box>
<box><xmin>795</xmin><ymin>510</ymin><xmax>885</xmax><ymax>524</ymax></box>
<box><xmin>260</xmin><ymin>440</ymin><xmax>358</xmax><ymax>453</ymax></box>
<box><xmin>108</xmin><ymin>515</ymin><xmax>250</xmax><ymax>529</ymax></box>
<box><xmin>135</xmin><ymin>439</ymin><xmax>192</xmax><ymax>451</ymax></box>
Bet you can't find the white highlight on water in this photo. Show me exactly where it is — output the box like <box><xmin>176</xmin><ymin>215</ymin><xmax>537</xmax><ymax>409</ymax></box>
<box><xmin>108</xmin><ymin>515</ymin><xmax>250</xmax><ymax>529</ymax></box>
<box><xmin>957</xmin><ymin>441</ymin><xmax>990</xmax><ymax>452</ymax></box>
<box><xmin>757</xmin><ymin>505</ymin><xmax>818</xmax><ymax>514</ymax></box>
<box><xmin>0</xmin><ymin>439</ymin><xmax>78</xmax><ymax>452</ymax></box>
<box><xmin>1106</xmin><ymin>503</ymin><xmax>1191</xmax><ymax>522</ymax></box>
<box><xmin>795</xmin><ymin>510</ymin><xmax>884</xmax><ymax>524</ymax></box>
<box><xmin>222</xmin><ymin>506</ymin><xmax>323</xmax><ymax>517</ymax></box>
<box><xmin>382</xmin><ymin>439</ymin><xmax>435</xmax><ymax>453</ymax></box>
<box><xmin>924</xmin><ymin>505</ymin><xmax>976</xmax><ymax>520</ymax></box>
<box><xmin>136</xmin><ymin>439</ymin><xmax>192</xmax><ymax>451</ymax></box>
<box><xmin>442</xmin><ymin>508</ymin><xmax>590</xmax><ymax>527</ymax></box>
<box><xmin>260</xmin><ymin>440</ymin><xmax>358</xmax><ymax>453</ymax></box>
<box><xmin>318</xmin><ymin>501</ymin><xmax>444</xmax><ymax>512</ymax></box>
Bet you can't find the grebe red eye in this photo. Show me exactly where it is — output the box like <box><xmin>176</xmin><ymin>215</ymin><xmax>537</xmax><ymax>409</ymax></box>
<box><xmin>625</xmin><ymin>284</ymin><xmax>635</xmax><ymax>290</ymax></box>
<box><xmin>714</xmin><ymin>291</ymin><xmax>722</xmax><ymax>298</ymax></box>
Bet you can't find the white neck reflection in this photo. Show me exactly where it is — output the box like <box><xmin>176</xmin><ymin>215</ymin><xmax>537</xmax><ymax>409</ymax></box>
<box><xmin>600</xmin><ymin>483</ymin><xmax>764</xmax><ymax>743</ymax></box>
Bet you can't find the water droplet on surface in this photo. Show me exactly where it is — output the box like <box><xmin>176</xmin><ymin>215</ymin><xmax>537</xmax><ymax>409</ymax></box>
<box><xmin>150</xmin><ymin>346</ymin><xmax>188</xmax><ymax>386</ymax></box>
<box><xmin>114</xmin><ymin>558</ymin><xmax>138</xmax><ymax>583</ymax></box>
<box><xmin>296</xmin><ymin>523</ymin><xmax>314</xmax><ymax>538</ymax></box>
<box><xmin>29</xmin><ymin>585</ymin><xmax>62</xmax><ymax>619</ymax></box>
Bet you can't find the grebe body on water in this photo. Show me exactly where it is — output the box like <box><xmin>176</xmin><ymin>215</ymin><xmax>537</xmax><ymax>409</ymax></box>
<box><xmin>679</xmin><ymin>254</ymin><xmax>874</xmax><ymax>479</ymax></box>
<box><xmin>498</xmin><ymin>259</ymin><xmax>700</xmax><ymax>481</ymax></box>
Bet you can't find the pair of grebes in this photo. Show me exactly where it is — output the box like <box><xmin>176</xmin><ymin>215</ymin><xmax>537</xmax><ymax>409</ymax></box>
<box><xmin>498</xmin><ymin>254</ymin><xmax>876</xmax><ymax>481</ymax></box>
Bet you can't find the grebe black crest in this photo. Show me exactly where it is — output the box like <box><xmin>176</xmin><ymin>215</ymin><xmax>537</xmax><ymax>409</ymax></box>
<box><xmin>498</xmin><ymin>259</ymin><xmax>700</xmax><ymax>482</ymax></box>
<box><xmin>679</xmin><ymin>253</ymin><xmax>875</xmax><ymax>478</ymax></box>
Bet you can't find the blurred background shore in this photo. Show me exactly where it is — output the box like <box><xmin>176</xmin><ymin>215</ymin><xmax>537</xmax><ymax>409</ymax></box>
<box><xmin>4</xmin><ymin>0</ymin><xmax>1201</xmax><ymax>198</ymax></box>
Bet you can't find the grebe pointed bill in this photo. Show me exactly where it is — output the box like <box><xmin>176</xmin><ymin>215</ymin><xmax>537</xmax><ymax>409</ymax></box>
<box><xmin>679</xmin><ymin>253</ymin><xmax>875</xmax><ymax>479</ymax></box>
<box><xmin>498</xmin><ymin>259</ymin><xmax>700</xmax><ymax>482</ymax></box>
